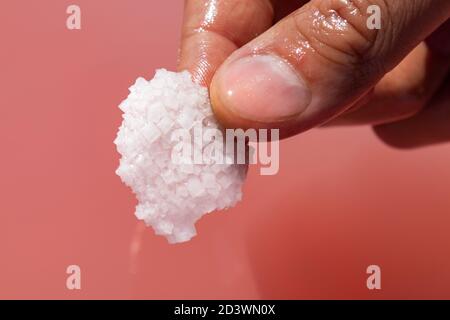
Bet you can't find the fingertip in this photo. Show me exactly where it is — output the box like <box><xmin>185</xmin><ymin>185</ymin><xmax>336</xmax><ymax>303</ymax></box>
<box><xmin>179</xmin><ymin>0</ymin><xmax>275</xmax><ymax>87</ymax></box>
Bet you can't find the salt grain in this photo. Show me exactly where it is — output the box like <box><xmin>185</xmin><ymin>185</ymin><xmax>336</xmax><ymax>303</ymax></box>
<box><xmin>114</xmin><ymin>69</ymin><xmax>246</xmax><ymax>243</ymax></box>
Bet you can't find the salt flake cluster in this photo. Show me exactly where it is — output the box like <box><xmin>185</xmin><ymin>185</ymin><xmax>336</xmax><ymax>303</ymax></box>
<box><xmin>114</xmin><ymin>69</ymin><xmax>246</xmax><ymax>243</ymax></box>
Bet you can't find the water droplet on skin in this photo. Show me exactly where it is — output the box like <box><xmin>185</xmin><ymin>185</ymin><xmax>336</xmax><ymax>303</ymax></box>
<box><xmin>311</xmin><ymin>8</ymin><xmax>349</xmax><ymax>36</ymax></box>
<box><xmin>202</xmin><ymin>0</ymin><xmax>218</xmax><ymax>27</ymax></box>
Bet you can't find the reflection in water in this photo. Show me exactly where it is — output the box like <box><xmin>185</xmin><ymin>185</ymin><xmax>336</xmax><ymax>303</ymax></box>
<box><xmin>129</xmin><ymin>222</ymin><xmax>146</xmax><ymax>275</ymax></box>
<box><xmin>127</xmin><ymin>214</ymin><xmax>261</xmax><ymax>299</ymax></box>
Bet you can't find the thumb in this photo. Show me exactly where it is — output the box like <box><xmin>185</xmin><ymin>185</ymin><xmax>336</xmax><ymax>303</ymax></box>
<box><xmin>210</xmin><ymin>0</ymin><xmax>450</xmax><ymax>138</ymax></box>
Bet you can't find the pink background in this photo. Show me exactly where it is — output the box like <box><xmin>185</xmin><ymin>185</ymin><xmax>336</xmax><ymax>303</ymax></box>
<box><xmin>1</xmin><ymin>0</ymin><xmax>450</xmax><ymax>299</ymax></box>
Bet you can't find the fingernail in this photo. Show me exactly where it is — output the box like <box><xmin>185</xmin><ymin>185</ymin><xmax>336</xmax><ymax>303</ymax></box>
<box><xmin>212</xmin><ymin>54</ymin><xmax>311</xmax><ymax>122</ymax></box>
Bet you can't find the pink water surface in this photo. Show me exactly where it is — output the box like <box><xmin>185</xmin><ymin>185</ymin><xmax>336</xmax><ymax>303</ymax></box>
<box><xmin>1</xmin><ymin>1</ymin><xmax>450</xmax><ymax>299</ymax></box>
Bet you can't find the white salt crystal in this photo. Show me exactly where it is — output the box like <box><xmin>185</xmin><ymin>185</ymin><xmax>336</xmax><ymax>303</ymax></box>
<box><xmin>156</xmin><ymin>116</ymin><xmax>173</xmax><ymax>134</ymax></box>
<box><xmin>176</xmin><ymin>111</ymin><xmax>196</xmax><ymax>129</ymax></box>
<box><xmin>206</xmin><ymin>187</ymin><xmax>221</xmax><ymax>198</ymax></box>
<box><xmin>217</xmin><ymin>173</ymin><xmax>233</xmax><ymax>189</ymax></box>
<box><xmin>186</xmin><ymin>177</ymin><xmax>205</xmax><ymax>197</ymax></box>
<box><xmin>201</xmin><ymin>172</ymin><xmax>216</xmax><ymax>188</ymax></box>
<box><xmin>146</xmin><ymin>101</ymin><xmax>166</xmax><ymax>122</ymax></box>
<box><xmin>141</xmin><ymin>122</ymin><xmax>161</xmax><ymax>144</ymax></box>
<box><xmin>114</xmin><ymin>69</ymin><xmax>246</xmax><ymax>243</ymax></box>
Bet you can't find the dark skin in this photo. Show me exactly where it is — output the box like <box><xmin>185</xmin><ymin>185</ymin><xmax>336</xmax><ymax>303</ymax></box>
<box><xmin>178</xmin><ymin>0</ymin><xmax>450</xmax><ymax>147</ymax></box>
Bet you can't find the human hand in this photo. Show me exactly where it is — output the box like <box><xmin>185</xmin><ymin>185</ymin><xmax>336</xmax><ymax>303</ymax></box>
<box><xmin>178</xmin><ymin>0</ymin><xmax>450</xmax><ymax>146</ymax></box>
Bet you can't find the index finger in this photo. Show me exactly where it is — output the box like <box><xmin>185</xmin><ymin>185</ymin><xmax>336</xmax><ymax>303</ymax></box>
<box><xmin>178</xmin><ymin>0</ymin><xmax>274</xmax><ymax>86</ymax></box>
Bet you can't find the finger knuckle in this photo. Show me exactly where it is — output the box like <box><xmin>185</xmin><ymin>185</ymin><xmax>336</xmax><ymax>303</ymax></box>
<box><xmin>293</xmin><ymin>0</ymin><xmax>393</xmax><ymax>72</ymax></box>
